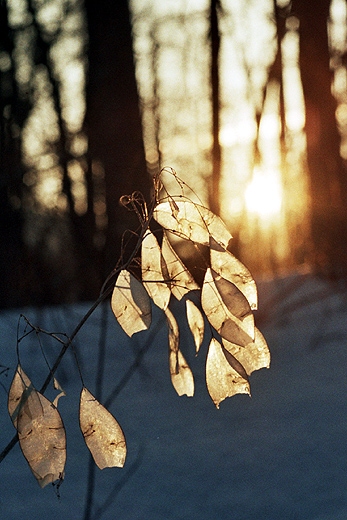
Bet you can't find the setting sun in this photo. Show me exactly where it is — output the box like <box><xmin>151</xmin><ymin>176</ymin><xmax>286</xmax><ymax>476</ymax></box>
<box><xmin>245</xmin><ymin>167</ymin><xmax>283</xmax><ymax>218</ymax></box>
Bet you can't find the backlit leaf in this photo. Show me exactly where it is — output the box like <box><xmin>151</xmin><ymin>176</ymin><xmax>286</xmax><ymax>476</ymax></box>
<box><xmin>141</xmin><ymin>230</ymin><xmax>171</xmax><ymax>310</ymax></box>
<box><xmin>206</xmin><ymin>338</ymin><xmax>250</xmax><ymax>408</ymax></box>
<box><xmin>221</xmin><ymin>346</ymin><xmax>249</xmax><ymax>382</ymax></box>
<box><xmin>19</xmin><ymin>394</ymin><xmax>66</xmax><ymax>488</ymax></box>
<box><xmin>8</xmin><ymin>366</ymin><xmax>66</xmax><ymax>488</ymax></box>
<box><xmin>201</xmin><ymin>268</ymin><xmax>254</xmax><ymax>346</ymax></box>
<box><xmin>186</xmin><ymin>299</ymin><xmax>204</xmax><ymax>353</ymax></box>
<box><xmin>210</xmin><ymin>237</ymin><xmax>257</xmax><ymax>310</ymax></box>
<box><xmin>161</xmin><ymin>232</ymin><xmax>199</xmax><ymax>300</ymax></box>
<box><xmin>153</xmin><ymin>198</ymin><xmax>232</xmax><ymax>248</ymax></box>
<box><xmin>8</xmin><ymin>365</ymin><xmax>42</xmax><ymax>430</ymax></box>
<box><xmin>212</xmin><ymin>269</ymin><xmax>254</xmax><ymax>339</ymax></box>
<box><xmin>111</xmin><ymin>269</ymin><xmax>151</xmax><ymax>336</ymax></box>
<box><xmin>165</xmin><ymin>308</ymin><xmax>194</xmax><ymax>397</ymax></box>
<box><xmin>222</xmin><ymin>328</ymin><xmax>271</xmax><ymax>375</ymax></box>
<box><xmin>79</xmin><ymin>387</ymin><xmax>126</xmax><ymax>469</ymax></box>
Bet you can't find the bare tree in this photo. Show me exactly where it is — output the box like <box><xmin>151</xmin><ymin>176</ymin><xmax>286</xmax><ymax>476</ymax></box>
<box><xmin>293</xmin><ymin>0</ymin><xmax>347</xmax><ymax>276</ymax></box>
<box><xmin>209</xmin><ymin>0</ymin><xmax>222</xmax><ymax>216</ymax></box>
<box><xmin>84</xmin><ymin>0</ymin><xmax>151</xmax><ymax>275</ymax></box>
<box><xmin>0</xmin><ymin>0</ymin><xmax>29</xmax><ymax>307</ymax></box>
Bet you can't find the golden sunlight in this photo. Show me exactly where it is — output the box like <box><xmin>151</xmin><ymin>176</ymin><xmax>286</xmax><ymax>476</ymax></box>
<box><xmin>245</xmin><ymin>167</ymin><xmax>282</xmax><ymax>219</ymax></box>
<box><xmin>34</xmin><ymin>168</ymin><xmax>63</xmax><ymax>209</ymax></box>
<box><xmin>10</xmin><ymin>0</ymin><xmax>87</xmax><ymax>212</ymax></box>
<box><xmin>130</xmin><ymin>0</ymin><xmax>314</xmax><ymax>272</ymax></box>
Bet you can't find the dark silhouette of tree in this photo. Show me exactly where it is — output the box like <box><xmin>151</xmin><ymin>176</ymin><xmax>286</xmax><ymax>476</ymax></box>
<box><xmin>3</xmin><ymin>0</ymin><xmax>347</xmax><ymax>311</ymax></box>
<box><xmin>0</xmin><ymin>0</ymin><xmax>150</xmax><ymax>307</ymax></box>
<box><xmin>209</xmin><ymin>0</ymin><xmax>221</xmax><ymax>216</ymax></box>
<box><xmin>84</xmin><ymin>0</ymin><xmax>150</xmax><ymax>276</ymax></box>
<box><xmin>0</xmin><ymin>0</ymin><xmax>30</xmax><ymax>308</ymax></box>
<box><xmin>292</xmin><ymin>0</ymin><xmax>347</xmax><ymax>276</ymax></box>
<box><xmin>25</xmin><ymin>0</ymin><xmax>100</xmax><ymax>303</ymax></box>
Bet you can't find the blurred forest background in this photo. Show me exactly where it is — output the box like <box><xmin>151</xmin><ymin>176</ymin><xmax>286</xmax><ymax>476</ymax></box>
<box><xmin>1</xmin><ymin>0</ymin><xmax>347</xmax><ymax>309</ymax></box>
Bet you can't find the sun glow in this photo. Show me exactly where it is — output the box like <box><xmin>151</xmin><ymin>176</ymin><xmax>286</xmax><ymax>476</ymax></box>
<box><xmin>245</xmin><ymin>167</ymin><xmax>282</xmax><ymax>219</ymax></box>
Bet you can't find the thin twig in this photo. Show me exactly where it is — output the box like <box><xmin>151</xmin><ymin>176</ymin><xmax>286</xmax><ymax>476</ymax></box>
<box><xmin>0</xmin><ymin>195</ymin><xmax>155</xmax><ymax>464</ymax></box>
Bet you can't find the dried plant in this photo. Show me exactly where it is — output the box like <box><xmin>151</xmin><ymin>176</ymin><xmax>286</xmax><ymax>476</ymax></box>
<box><xmin>1</xmin><ymin>168</ymin><xmax>270</xmax><ymax>488</ymax></box>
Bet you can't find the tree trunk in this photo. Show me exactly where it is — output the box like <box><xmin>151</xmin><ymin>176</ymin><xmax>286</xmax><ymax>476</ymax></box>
<box><xmin>84</xmin><ymin>0</ymin><xmax>150</xmax><ymax>276</ymax></box>
<box><xmin>0</xmin><ymin>0</ymin><xmax>27</xmax><ymax>308</ymax></box>
<box><xmin>293</xmin><ymin>0</ymin><xmax>347</xmax><ymax>276</ymax></box>
<box><xmin>209</xmin><ymin>0</ymin><xmax>221</xmax><ymax>216</ymax></box>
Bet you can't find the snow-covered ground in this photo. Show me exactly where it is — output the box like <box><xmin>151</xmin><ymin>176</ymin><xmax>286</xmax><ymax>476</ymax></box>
<box><xmin>1</xmin><ymin>272</ymin><xmax>347</xmax><ymax>520</ymax></box>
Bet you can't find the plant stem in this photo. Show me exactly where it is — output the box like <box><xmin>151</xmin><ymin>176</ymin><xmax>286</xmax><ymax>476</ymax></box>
<box><xmin>0</xmin><ymin>202</ymin><xmax>153</xmax><ymax>464</ymax></box>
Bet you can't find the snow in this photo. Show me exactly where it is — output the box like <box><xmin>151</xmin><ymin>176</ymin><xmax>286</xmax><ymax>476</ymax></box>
<box><xmin>1</xmin><ymin>272</ymin><xmax>347</xmax><ymax>519</ymax></box>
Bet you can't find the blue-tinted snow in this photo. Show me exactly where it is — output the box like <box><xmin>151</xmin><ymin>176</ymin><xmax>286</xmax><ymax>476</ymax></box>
<box><xmin>1</xmin><ymin>272</ymin><xmax>347</xmax><ymax>520</ymax></box>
